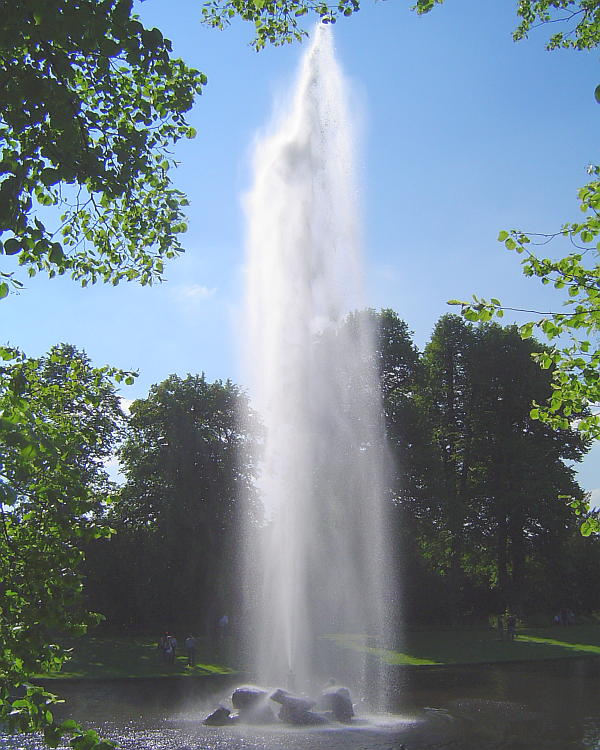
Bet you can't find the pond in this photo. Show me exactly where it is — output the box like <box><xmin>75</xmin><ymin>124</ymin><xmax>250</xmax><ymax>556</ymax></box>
<box><xmin>3</xmin><ymin>658</ymin><xmax>600</xmax><ymax>750</ymax></box>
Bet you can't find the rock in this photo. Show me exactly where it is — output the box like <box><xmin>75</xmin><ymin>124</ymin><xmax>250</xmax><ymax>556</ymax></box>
<box><xmin>270</xmin><ymin>687</ymin><xmax>327</xmax><ymax>726</ymax></box>
<box><xmin>270</xmin><ymin>688</ymin><xmax>316</xmax><ymax>713</ymax></box>
<box><xmin>269</xmin><ymin>689</ymin><xmax>315</xmax><ymax>711</ymax></box>
<box><xmin>230</xmin><ymin>686</ymin><xmax>277</xmax><ymax>725</ymax></box>
<box><xmin>243</xmin><ymin>703</ymin><xmax>278</xmax><ymax>725</ymax></box>
<box><xmin>278</xmin><ymin>704</ymin><xmax>329</xmax><ymax>726</ymax></box>
<box><xmin>203</xmin><ymin>706</ymin><xmax>232</xmax><ymax>726</ymax></box>
<box><xmin>320</xmin><ymin>686</ymin><xmax>354</xmax><ymax>723</ymax></box>
<box><xmin>232</xmin><ymin>687</ymin><xmax>268</xmax><ymax>710</ymax></box>
<box><xmin>268</xmin><ymin>688</ymin><xmax>293</xmax><ymax>704</ymax></box>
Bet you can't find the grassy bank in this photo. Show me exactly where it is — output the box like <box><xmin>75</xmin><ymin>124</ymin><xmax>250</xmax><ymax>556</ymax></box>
<box><xmin>40</xmin><ymin>636</ymin><xmax>238</xmax><ymax>679</ymax></box>
<box><xmin>40</xmin><ymin>624</ymin><xmax>600</xmax><ymax>680</ymax></box>
<box><xmin>327</xmin><ymin>624</ymin><xmax>600</xmax><ymax>666</ymax></box>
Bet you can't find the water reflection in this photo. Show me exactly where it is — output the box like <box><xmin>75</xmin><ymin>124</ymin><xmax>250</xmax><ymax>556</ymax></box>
<box><xmin>2</xmin><ymin>659</ymin><xmax>600</xmax><ymax>749</ymax></box>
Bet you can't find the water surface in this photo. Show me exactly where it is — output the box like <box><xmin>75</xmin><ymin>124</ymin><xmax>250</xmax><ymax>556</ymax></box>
<box><xmin>4</xmin><ymin>659</ymin><xmax>600</xmax><ymax>749</ymax></box>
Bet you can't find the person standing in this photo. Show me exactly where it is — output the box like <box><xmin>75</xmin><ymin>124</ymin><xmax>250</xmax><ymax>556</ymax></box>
<box><xmin>506</xmin><ymin>614</ymin><xmax>517</xmax><ymax>641</ymax></box>
<box><xmin>496</xmin><ymin>615</ymin><xmax>504</xmax><ymax>641</ymax></box>
<box><xmin>185</xmin><ymin>634</ymin><xmax>198</xmax><ymax>667</ymax></box>
<box><xmin>165</xmin><ymin>633</ymin><xmax>177</xmax><ymax>666</ymax></box>
<box><xmin>219</xmin><ymin>614</ymin><xmax>229</xmax><ymax>639</ymax></box>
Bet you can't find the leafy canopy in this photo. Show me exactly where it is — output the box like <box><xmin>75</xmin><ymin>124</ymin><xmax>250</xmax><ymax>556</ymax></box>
<box><xmin>0</xmin><ymin>0</ymin><xmax>206</xmax><ymax>297</ymax></box>
<box><xmin>415</xmin><ymin>0</ymin><xmax>600</xmax><ymax>53</ymax></box>
<box><xmin>213</xmin><ymin>0</ymin><xmax>600</xmax><ymax>51</ymax></box>
<box><xmin>0</xmin><ymin>343</ymin><xmax>129</xmax><ymax>748</ymax></box>
<box><xmin>201</xmin><ymin>0</ymin><xmax>360</xmax><ymax>50</ymax></box>
<box><xmin>92</xmin><ymin>373</ymin><xmax>264</xmax><ymax>631</ymax></box>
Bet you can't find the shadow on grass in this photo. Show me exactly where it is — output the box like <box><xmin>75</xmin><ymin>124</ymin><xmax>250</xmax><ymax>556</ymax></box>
<box><xmin>324</xmin><ymin>625</ymin><xmax>600</xmax><ymax>667</ymax></box>
<box><xmin>41</xmin><ymin>626</ymin><xmax>600</xmax><ymax>680</ymax></box>
<box><xmin>40</xmin><ymin>636</ymin><xmax>238</xmax><ymax>680</ymax></box>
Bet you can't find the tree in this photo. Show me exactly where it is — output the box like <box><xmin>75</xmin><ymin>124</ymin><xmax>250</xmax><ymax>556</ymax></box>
<box><xmin>0</xmin><ymin>344</ymin><xmax>127</xmax><ymax>748</ymax></box>
<box><xmin>405</xmin><ymin>0</ymin><xmax>600</xmax><ymax>533</ymax></box>
<box><xmin>410</xmin><ymin>316</ymin><xmax>590</xmax><ymax>616</ymax></box>
<box><xmin>466</xmin><ymin>323</ymin><xmax>589</xmax><ymax>613</ymax></box>
<box><xmin>1</xmin><ymin>0</ymin><xmax>205</xmax><ymax>297</ymax></box>
<box><xmin>414</xmin><ymin>315</ymin><xmax>478</xmax><ymax>614</ymax></box>
<box><xmin>87</xmin><ymin>374</ymin><xmax>263</xmax><ymax>634</ymax></box>
<box><xmin>1</xmin><ymin>2</ymin><xmax>206</xmax><ymax>743</ymax></box>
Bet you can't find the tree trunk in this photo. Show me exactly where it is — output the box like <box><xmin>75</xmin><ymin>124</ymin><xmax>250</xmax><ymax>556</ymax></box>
<box><xmin>497</xmin><ymin>512</ymin><xmax>508</xmax><ymax>610</ymax></box>
<box><xmin>509</xmin><ymin>511</ymin><xmax>526</xmax><ymax>616</ymax></box>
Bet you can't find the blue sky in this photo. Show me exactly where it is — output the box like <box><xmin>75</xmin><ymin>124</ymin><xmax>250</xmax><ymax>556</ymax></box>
<box><xmin>3</xmin><ymin>0</ymin><xmax>600</xmax><ymax>496</ymax></box>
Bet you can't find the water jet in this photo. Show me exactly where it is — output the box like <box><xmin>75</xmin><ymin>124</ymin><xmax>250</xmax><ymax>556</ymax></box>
<box><xmin>241</xmin><ymin>23</ymin><xmax>393</xmax><ymax>708</ymax></box>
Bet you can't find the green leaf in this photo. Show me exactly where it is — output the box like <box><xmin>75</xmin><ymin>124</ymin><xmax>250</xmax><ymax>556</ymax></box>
<box><xmin>20</xmin><ymin>443</ymin><xmax>39</xmax><ymax>459</ymax></box>
<box><xmin>497</xmin><ymin>230</ymin><xmax>509</xmax><ymax>242</ymax></box>
<box><xmin>520</xmin><ymin>322</ymin><xmax>534</xmax><ymax>339</ymax></box>
<box><xmin>40</xmin><ymin>168</ymin><xmax>61</xmax><ymax>187</ymax></box>
<box><xmin>100</xmin><ymin>38</ymin><xmax>120</xmax><ymax>57</ymax></box>
<box><xmin>463</xmin><ymin>308</ymin><xmax>480</xmax><ymax>322</ymax></box>
<box><xmin>44</xmin><ymin>725</ymin><xmax>63</xmax><ymax>749</ymax></box>
<box><xmin>48</xmin><ymin>244</ymin><xmax>65</xmax><ymax>265</ymax></box>
<box><xmin>4</xmin><ymin>238</ymin><xmax>21</xmax><ymax>256</ymax></box>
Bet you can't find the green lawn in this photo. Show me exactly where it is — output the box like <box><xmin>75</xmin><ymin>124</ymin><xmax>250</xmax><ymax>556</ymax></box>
<box><xmin>40</xmin><ymin>625</ymin><xmax>600</xmax><ymax>680</ymax></box>
<box><xmin>40</xmin><ymin>636</ymin><xmax>237</xmax><ymax>679</ymax></box>
<box><xmin>323</xmin><ymin>624</ymin><xmax>600</xmax><ymax>666</ymax></box>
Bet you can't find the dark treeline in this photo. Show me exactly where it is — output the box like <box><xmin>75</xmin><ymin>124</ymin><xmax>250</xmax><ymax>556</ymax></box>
<box><xmin>80</xmin><ymin>311</ymin><xmax>600</xmax><ymax>635</ymax></box>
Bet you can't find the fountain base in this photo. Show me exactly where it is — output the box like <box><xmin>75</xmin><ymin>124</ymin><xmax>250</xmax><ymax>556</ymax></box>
<box><xmin>203</xmin><ymin>682</ymin><xmax>355</xmax><ymax>727</ymax></box>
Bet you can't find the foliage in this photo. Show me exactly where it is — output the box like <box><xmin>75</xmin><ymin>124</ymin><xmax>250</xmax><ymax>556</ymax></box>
<box><xmin>201</xmin><ymin>0</ymin><xmax>360</xmax><ymax>50</ymax></box>
<box><xmin>320</xmin><ymin>311</ymin><xmax>594</xmax><ymax>621</ymax></box>
<box><xmin>513</xmin><ymin>0</ymin><xmax>600</xmax><ymax>51</ymax></box>
<box><xmin>450</xmin><ymin>191</ymin><xmax>600</xmax><ymax>436</ymax></box>
<box><xmin>449</xmin><ymin>167</ymin><xmax>600</xmax><ymax>533</ymax></box>
<box><xmin>200</xmin><ymin>0</ymin><xmax>600</xmax><ymax>51</ymax></box>
<box><xmin>370</xmin><ymin>308</ymin><xmax>426</xmax><ymax>505</ymax></box>
<box><xmin>405</xmin><ymin>316</ymin><xmax>590</xmax><ymax>615</ymax></box>
<box><xmin>0</xmin><ymin>343</ymin><xmax>129</xmax><ymax>747</ymax></box>
<box><xmin>1</xmin><ymin>1</ymin><xmax>207</xmax><ymax>744</ymax></box>
<box><xmin>84</xmin><ymin>374</ymin><xmax>263</xmax><ymax>634</ymax></box>
<box><xmin>414</xmin><ymin>0</ymin><xmax>600</xmax><ymax>52</ymax></box>
<box><xmin>1</xmin><ymin>0</ymin><xmax>206</xmax><ymax>297</ymax></box>
<box><xmin>408</xmin><ymin>0</ymin><xmax>600</xmax><ymax>534</ymax></box>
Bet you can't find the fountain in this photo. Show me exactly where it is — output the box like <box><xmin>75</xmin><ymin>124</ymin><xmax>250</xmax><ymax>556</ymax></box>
<box><xmin>4</xmin><ymin>23</ymin><xmax>600</xmax><ymax>750</ymax></box>
<box><xmin>240</xmin><ymin>23</ymin><xmax>394</xmax><ymax>710</ymax></box>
